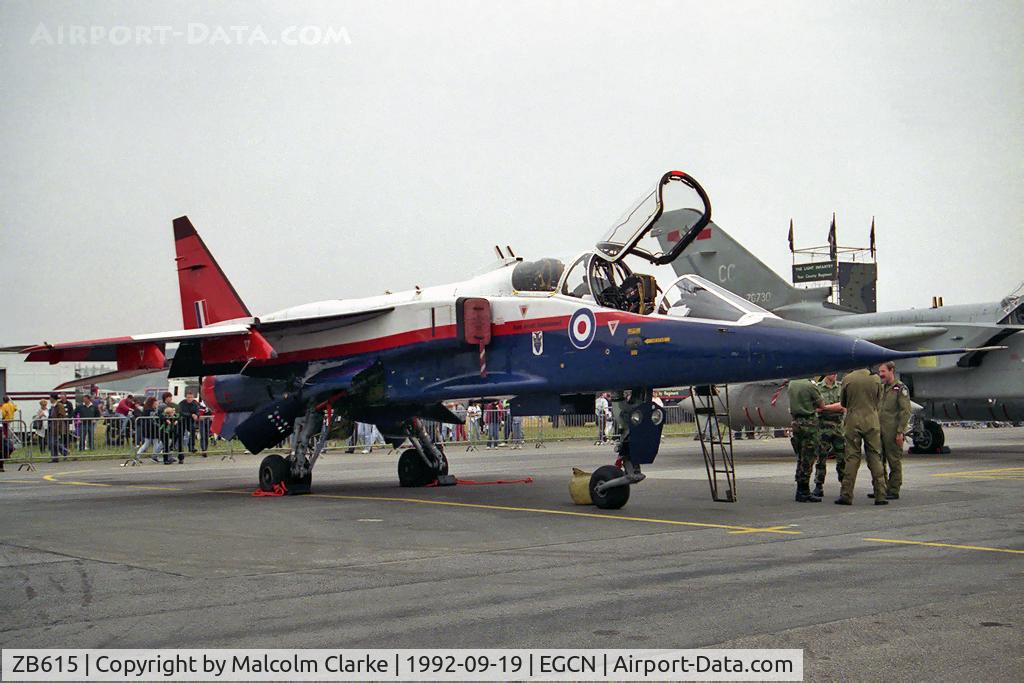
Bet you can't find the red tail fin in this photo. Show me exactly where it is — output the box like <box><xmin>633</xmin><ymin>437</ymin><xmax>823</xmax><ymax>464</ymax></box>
<box><xmin>174</xmin><ymin>216</ymin><xmax>251</xmax><ymax>329</ymax></box>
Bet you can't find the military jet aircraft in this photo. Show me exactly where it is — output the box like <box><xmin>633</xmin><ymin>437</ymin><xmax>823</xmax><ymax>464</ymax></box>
<box><xmin>657</xmin><ymin>216</ymin><xmax>1023</xmax><ymax>450</ymax></box>
<box><xmin>23</xmin><ymin>171</ymin><xmax>981</xmax><ymax>508</ymax></box>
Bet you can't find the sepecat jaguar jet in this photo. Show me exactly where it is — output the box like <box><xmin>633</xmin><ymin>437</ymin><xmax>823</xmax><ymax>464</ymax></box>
<box><xmin>23</xmin><ymin>171</ymin><xmax>984</xmax><ymax>509</ymax></box>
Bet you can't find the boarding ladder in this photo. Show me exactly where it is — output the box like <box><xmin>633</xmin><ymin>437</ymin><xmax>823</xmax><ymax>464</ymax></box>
<box><xmin>689</xmin><ymin>384</ymin><xmax>737</xmax><ymax>502</ymax></box>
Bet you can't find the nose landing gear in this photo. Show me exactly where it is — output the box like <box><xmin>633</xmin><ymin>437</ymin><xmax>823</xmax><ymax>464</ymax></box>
<box><xmin>590</xmin><ymin>392</ymin><xmax>665</xmax><ymax>509</ymax></box>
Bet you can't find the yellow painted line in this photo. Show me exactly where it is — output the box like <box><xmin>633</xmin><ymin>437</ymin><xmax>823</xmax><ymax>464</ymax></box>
<box><xmin>44</xmin><ymin>468</ymin><xmax>96</xmax><ymax>478</ymax></box>
<box><xmin>728</xmin><ymin>525</ymin><xmax>792</xmax><ymax>535</ymax></box>
<box><xmin>40</xmin><ymin>472</ymin><xmax>800</xmax><ymax>536</ymax></box>
<box><xmin>127</xmin><ymin>485</ymin><xmax>184</xmax><ymax>491</ymax></box>
<box><xmin>43</xmin><ymin>469</ymin><xmax>198</xmax><ymax>492</ymax></box>
<box><xmin>932</xmin><ymin>467</ymin><xmax>1024</xmax><ymax>480</ymax></box>
<box><xmin>303</xmin><ymin>492</ymin><xmax>802</xmax><ymax>535</ymax></box>
<box><xmin>864</xmin><ymin>538</ymin><xmax>1024</xmax><ymax>556</ymax></box>
<box><xmin>930</xmin><ymin>476</ymin><xmax>1024</xmax><ymax>481</ymax></box>
<box><xmin>42</xmin><ymin>472</ymin><xmax>112</xmax><ymax>488</ymax></box>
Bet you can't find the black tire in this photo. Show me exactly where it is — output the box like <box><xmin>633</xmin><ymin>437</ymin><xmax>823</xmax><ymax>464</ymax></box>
<box><xmin>398</xmin><ymin>448</ymin><xmax>435</xmax><ymax>487</ymax></box>
<box><xmin>589</xmin><ymin>465</ymin><xmax>630</xmax><ymax>510</ymax></box>
<box><xmin>924</xmin><ymin>420</ymin><xmax>945</xmax><ymax>451</ymax></box>
<box><xmin>437</xmin><ymin>446</ymin><xmax>449</xmax><ymax>476</ymax></box>
<box><xmin>259</xmin><ymin>454</ymin><xmax>289</xmax><ymax>492</ymax></box>
<box><xmin>913</xmin><ymin>420</ymin><xmax>945</xmax><ymax>451</ymax></box>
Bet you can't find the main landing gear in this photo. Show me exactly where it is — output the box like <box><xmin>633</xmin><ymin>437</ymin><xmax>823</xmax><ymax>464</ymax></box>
<box><xmin>258</xmin><ymin>406</ymin><xmax>329</xmax><ymax>495</ymax></box>
<box><xmin>397</xmin><ymin>418</ymin><xmax>454</xmax><ymax>488</ymax></box>
<box><xmin>590</xmin><ymin>390</ymin><xmax>666</xmax><ymax>509</ymax></box>
<box><xmin>910</xmin><ymin>417</ymin><xmax>948</xmax><ymax>454</ymax></box>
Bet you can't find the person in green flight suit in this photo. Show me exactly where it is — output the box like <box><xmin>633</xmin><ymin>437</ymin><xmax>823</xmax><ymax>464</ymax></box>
<box><xmin>813</xmin><ymin>372</ymin><xmax>846</xmax><ymax>498</ymax></box>
<box><xmin>787</xmin><ymin>377</ymin><xmax>844</xmax><ymax>502</ymax></box>
<box><xmin>836</xmin><ymin>368</ymin><xmax>889</xmax><ymax>505</ymax></box>
<box><xmin>875</xmin><ymin>361</ymin><xmax>912</xmax><ymax>500</ymax></box>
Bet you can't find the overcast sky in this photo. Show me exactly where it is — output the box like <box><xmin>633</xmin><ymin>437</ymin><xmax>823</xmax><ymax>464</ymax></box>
<box><xmin>2</xmin><ymin>1</ymin><xmax>1021</xmax><ymax>344</ymax></box>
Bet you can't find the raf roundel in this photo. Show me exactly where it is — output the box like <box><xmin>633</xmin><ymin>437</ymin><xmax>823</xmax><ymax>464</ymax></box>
<box><xmin>568</xmin><ymin>308</ymin><xmax>597</xmax><ymax>350</ymax></box>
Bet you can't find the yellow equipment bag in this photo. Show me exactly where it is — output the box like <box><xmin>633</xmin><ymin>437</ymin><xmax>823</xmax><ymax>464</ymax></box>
<box><xmin>569</xmin><ymin>467</ymin><xmax>592</xmax><ymax>505</ymax></box>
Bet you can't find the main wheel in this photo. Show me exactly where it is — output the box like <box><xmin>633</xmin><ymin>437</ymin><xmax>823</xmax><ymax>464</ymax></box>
<box><xmin>913</xmin><ymin>420</ymin><xmax>945</xmax><ymax>452</ymax></box>
<box><xmin>589</xmin><ymin>465</ymin><xmax>630</xmax><ymax>510</ymax></box>
<box><xmin>259</xmin><ymin>454</ymin><xmax>289</xmax><ymax>492</ymax></box>
<box><xmin>398</xmin><ymin>448</ymin><xmax>435</xmax><ymax>487</ymax></box>
<box><xmin>437</xmin><ymin>446</ymin><xmax>449</xmax><ymax>476</ymax></box>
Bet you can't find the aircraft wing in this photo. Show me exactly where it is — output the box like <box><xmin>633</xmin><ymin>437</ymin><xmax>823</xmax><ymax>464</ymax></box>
<box><xmin>22</xmin><ymin>324</ymin><xmax>268</xmax><ymax>389</ymax></box>
<box><xmin>835</xmin><ymin>322</ymin><xmax>1024</xmax><ymax>348</ymax></box>
<box><xmin>254</xmin><ymin>306</ymin><xmax>394</xmax><ymax>334</ymax></box>
<box><xmin>836</xmin><ymin>325</ymin><xmax>949</xmax><ymax>346</ymax></box>
<box><xmin>23</xmin><ymin>324</ymin><xmax>254</xmax><ymax>363</ymax></box>
<box><xmin>22</xmin><ymin>305</ymin><xmax>395</xmax><ymax>389</ymax></box>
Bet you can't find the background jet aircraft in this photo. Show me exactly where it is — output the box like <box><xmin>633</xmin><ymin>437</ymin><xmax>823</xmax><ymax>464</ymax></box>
<box><xmin>656</xmin><ymin>215</ymin><xmax>1024</xmax><ymax>450</ymax></box>
<box><xmin>23</xmin><ymin>171</ymin><xmax>979</xmax><ymax>508</ymax></box>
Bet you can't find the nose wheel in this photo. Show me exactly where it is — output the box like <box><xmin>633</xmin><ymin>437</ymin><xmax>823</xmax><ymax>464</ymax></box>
<box><xmin>589</xmin><ymin>465</ymin><xmax>631</xmax><ymax>509</ymax></box>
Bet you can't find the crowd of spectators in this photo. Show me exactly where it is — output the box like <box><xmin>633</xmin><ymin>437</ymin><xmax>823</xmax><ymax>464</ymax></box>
<box><xmin>1</xmin><ymin>390</ymin><xmax>213</xmax><ymax>465</ymax></box>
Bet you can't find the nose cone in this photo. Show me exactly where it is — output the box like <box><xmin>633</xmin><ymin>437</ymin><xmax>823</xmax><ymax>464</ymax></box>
<box><xmin>850</xmin><ymin>338</ymin><xmax>911</xmax><ymax>367</ymax></box>
<box><xmin>752</xmin><ymin>318</ymin><xmax>908</xmax><ymax>377</ymax></box>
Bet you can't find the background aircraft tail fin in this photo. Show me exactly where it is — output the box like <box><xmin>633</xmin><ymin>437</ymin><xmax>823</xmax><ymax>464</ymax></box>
<box><xmin>173</xmin><ymin>216</ymin><xmax>252</xmax><ymax>330</ymax></box>
<box><xmin>662</xmin><ymin>213</ymin><xmax>808</xmax><ymax>310</ymax></box>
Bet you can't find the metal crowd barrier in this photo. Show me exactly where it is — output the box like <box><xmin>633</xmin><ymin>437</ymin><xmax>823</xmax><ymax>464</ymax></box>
<box><xmin>0</xmin><ymin>407</ymin><xmax>701</xmax><ymax>466</ymax></box>
<box><xmin>2</xmin><ymin>419</ymin><xmax>33</xmax><ymax>471</ymax></box>
<box><xmin>358</xmin><ymin>407</ymin><xmax>699</xmax><ymax>454</ymax></box>
<box><xmin>2</xmin><ymin>415</ymin><xmax>234</xmax><ymax>466</ymax></box>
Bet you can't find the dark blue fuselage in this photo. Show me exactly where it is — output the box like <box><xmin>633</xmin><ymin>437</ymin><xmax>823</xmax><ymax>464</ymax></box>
<box><xmin>373</xmin><ymin>314</ymin><xmax>902</xmax><ymax>405</ymax></box>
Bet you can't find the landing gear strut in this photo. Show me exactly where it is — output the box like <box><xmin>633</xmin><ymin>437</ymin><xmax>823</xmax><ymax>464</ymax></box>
<box><xmin>590</xmin><ymin>390</ymin><xmax>665</xmax><ymax>509</ymax></box>
<box><xmin>397</xmin><ymin>418</ymin><xmax>454</xmax><ymax>487</ymax></box>
<box><xmin>258</xmin><ymin>406</ymin><xmax>330</xmax><ymax>495</ymax></box>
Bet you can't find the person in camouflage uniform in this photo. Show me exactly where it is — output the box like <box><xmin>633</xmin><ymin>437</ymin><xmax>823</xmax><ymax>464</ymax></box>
<box><xmin>877</xmin><ymin>361</ymin><xmax>912</xmax><ymax>499</ymax></box>
<box><xmin>813</xmin><ymin>372</ymin><xmax>846</xmax><ymax>498</ymax></box>
<box><xmin>788</xmin><ymin>378</ymin><xmax>824</xmax><ymax>502</ymax></box>
<box><xmin>836</xmin><ymin>368</ymin><xmax>888</xmax><ymax>505</ymax></box>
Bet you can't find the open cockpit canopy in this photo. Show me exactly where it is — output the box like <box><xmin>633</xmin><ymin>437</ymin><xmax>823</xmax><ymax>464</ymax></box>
<box><xmin>659</xmin><ymin>274</ymin><xmax>772</xmax><ymax>322</ymax></box>
<box><xmin>595</xmin><ymin>170</ymin><xmax>712</xmax><ymax>265</ymax></box>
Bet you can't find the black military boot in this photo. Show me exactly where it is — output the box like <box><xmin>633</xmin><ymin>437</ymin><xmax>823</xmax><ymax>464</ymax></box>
<box><xmin>834</xmin><ymin>497</ymin><xmax>852</xmax><ymax>505</ymax></box>
<box><xmin>812</xmin><ymin>484</ymin><xmax>824</xmax><ymax>498</ymax></box>
<box><xmin>795</xmin><ymin>487</ymin><xmax>821</xmax><ymax>503</ymax></box>
<box><xmin>886</xmin><ymin>491</ymin><xmax>900</xmax><ymax>500</ymax></box>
